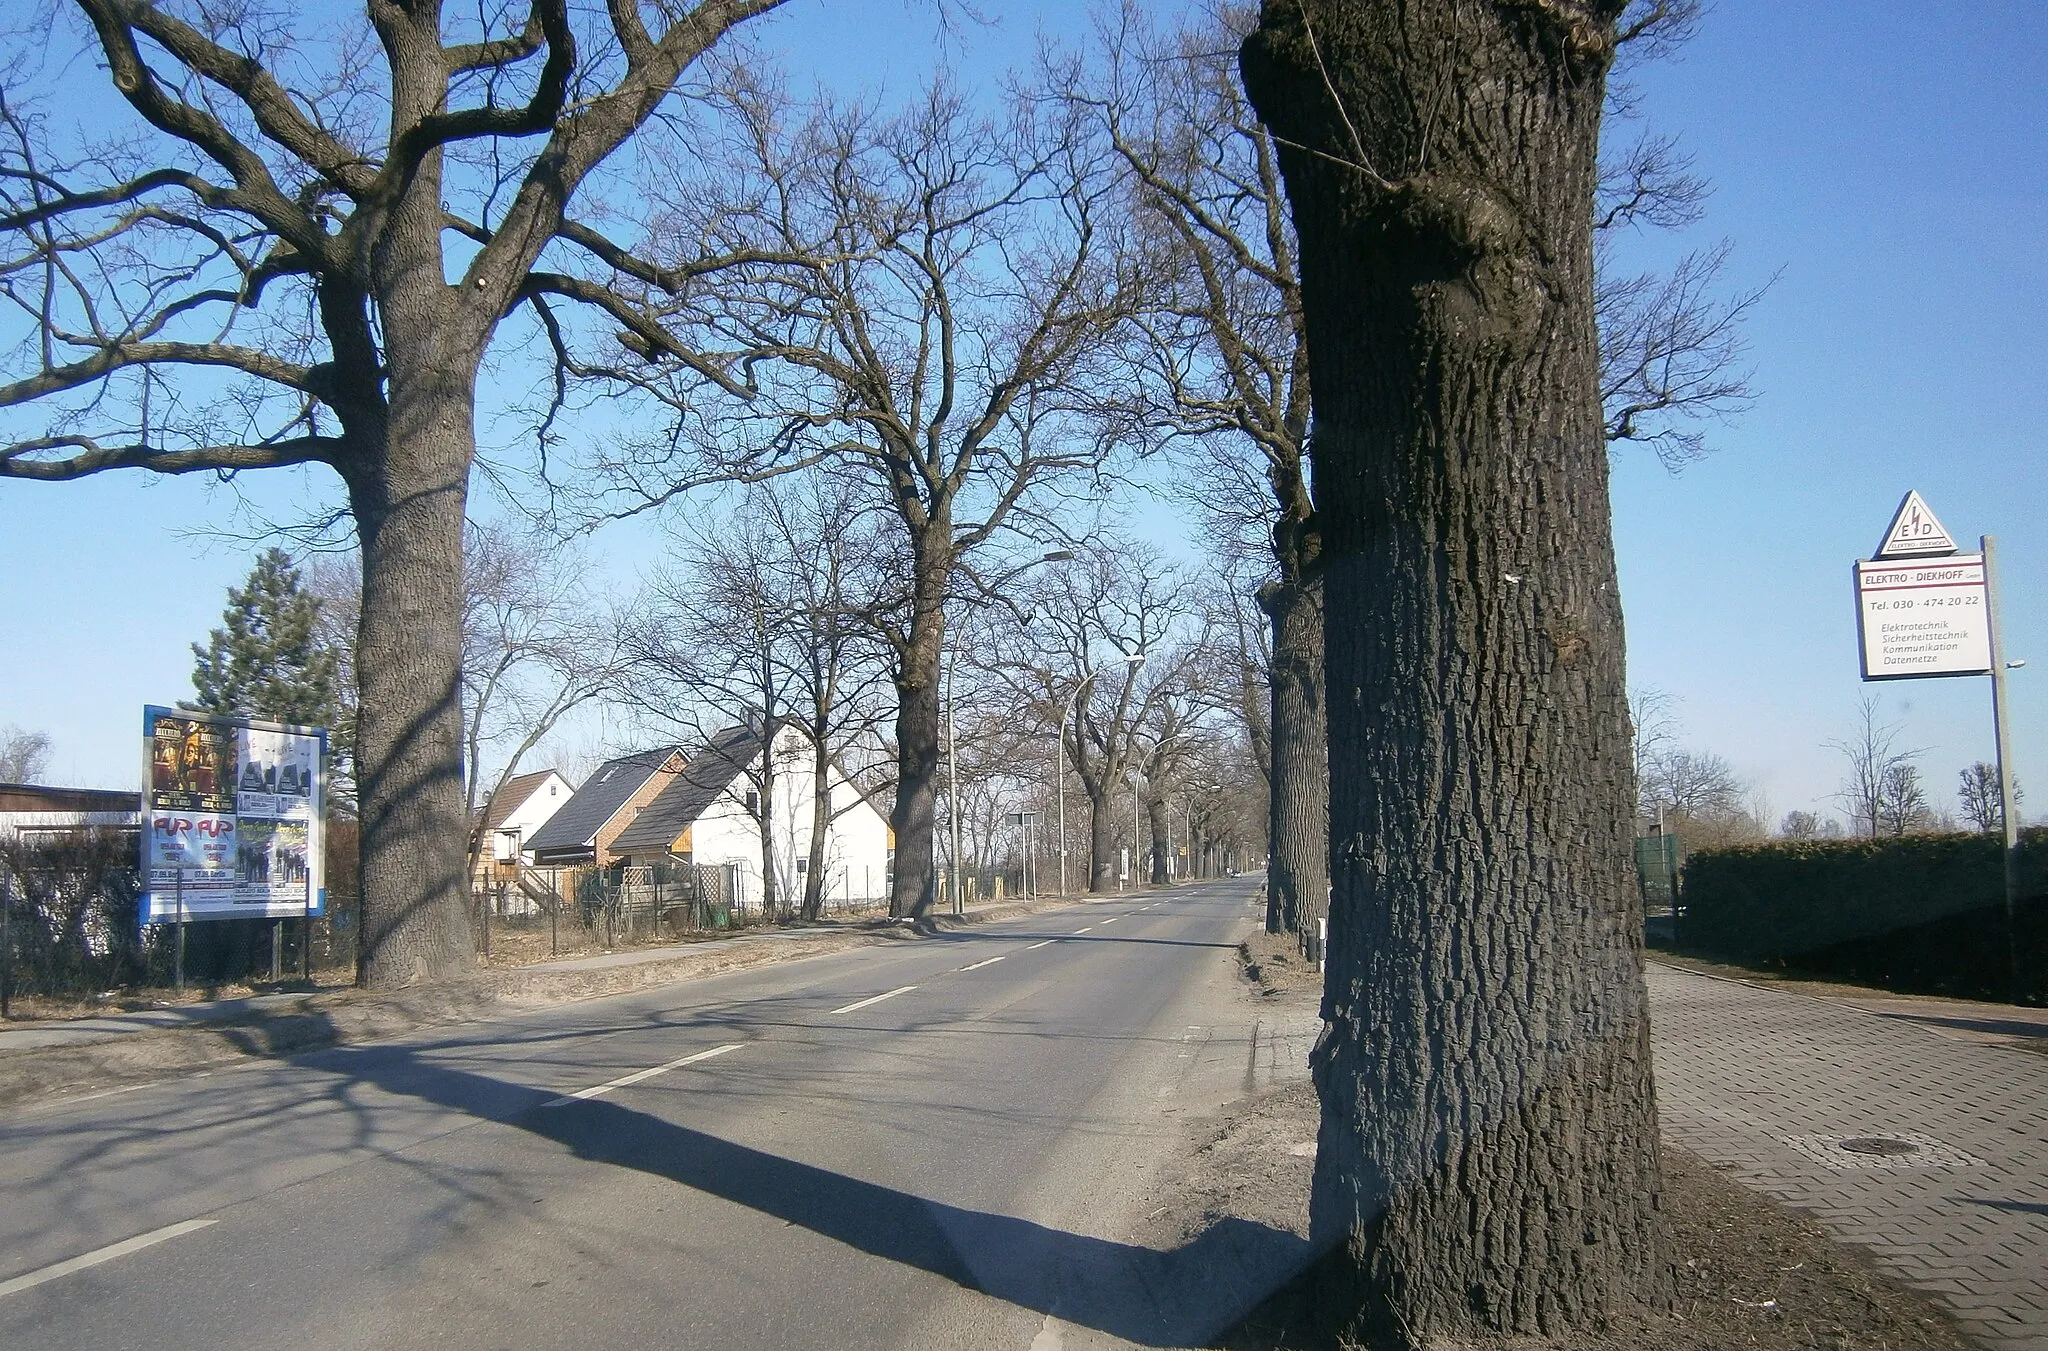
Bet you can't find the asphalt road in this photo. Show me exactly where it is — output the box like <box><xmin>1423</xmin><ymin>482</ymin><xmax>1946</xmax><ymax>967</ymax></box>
<box><xmin>0</xmin><ymin>877</ymin><xmax>1300</xmax><ymax>1350</ymax></box>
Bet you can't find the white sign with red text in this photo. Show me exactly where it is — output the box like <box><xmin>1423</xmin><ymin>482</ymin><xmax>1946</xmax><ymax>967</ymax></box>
<box><xmin>1854</xmin><ymin>554</ymin><xmax>1992</xmax><ymax>680</ymax></box>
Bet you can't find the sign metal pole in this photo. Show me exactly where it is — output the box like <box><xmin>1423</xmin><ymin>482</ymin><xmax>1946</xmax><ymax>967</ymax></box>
<box><xmin>174</xmin><ymin>863</ymin><xmax>185</xmax><ymax>996</ymax></box>
<box><xmin>2</xmin><ymin>869</ymin><xmax>13</xmax><ymax>1020</ymax></box>
<box><xmin>1983</xmin><ymin>534</ymin><xmax>2024</xmax><ymax>1002</ymax></box>
<box><xmin>303</xmin><ymin>848</ymin><xmax>313</xmax><ymax>984</ymax></box>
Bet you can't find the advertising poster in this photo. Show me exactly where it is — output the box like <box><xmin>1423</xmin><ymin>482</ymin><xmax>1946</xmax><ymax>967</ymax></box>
<box><xmin>140</xmin><ymin>707</ymin><xmax>327</xmax><ymax>925</ymax></box>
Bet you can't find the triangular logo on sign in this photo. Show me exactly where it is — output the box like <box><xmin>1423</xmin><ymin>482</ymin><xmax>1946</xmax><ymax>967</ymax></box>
<box><xmin>1874</xmin><ymin>490</ymin><xmax>1959</xmax><ymax>559</ymax></box>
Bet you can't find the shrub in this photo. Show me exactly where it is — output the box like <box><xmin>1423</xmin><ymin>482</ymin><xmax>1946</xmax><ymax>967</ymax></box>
<box><xmin>1679</xmin><ymin>829</ymin><xmax>2048</xmax><ymax>1005</ymax></box>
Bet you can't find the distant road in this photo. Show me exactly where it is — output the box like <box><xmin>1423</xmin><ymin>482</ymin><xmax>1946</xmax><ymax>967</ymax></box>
<box><xmin>0</xmin><ymin>877</ymin><xmax>1289</xmax><ymax>1350</ymax></box>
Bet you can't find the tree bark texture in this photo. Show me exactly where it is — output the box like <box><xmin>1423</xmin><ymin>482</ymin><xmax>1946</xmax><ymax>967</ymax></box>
<box><xmin>1244</xmin><ymin>1</ymin><xmax>1666</xmax><ymax>1342</ymax></box>
<box><xmin>889</xmin><ymin>579</ymin><xmax>947</xmax><ymax>919</ymax></box>
<box><xmin>1262</xmin><ymin>569</ymin><xmax>1330</xmax><ymax>947</ymax></box>
<box><xmin>802</xmin><ymin>731</ymin><xmax>832</xmax><ymax>921</ymax></box>
<box><xmin>1087</xmin><ymin>788</ymin><xmax>1118</xmax><ymax>892</ymax></box>
<box><xmin>1146</xmin><ymin>795</ymin><xmax>1170</xmax><ymax>885</ymax></box>
<box><xmin>339</xmin><ymin>39</ymin><xmax>483</xmax><ymax>987</ymax></box>
<box><xmin>755</xmin><ymin>740</ymin><xmax>779</xmax><ymax>919</ymax></box>
<box><xmin>344</xmin><ymin>381</ymin><xmax>477</xmax><ymax>990</ymax></box>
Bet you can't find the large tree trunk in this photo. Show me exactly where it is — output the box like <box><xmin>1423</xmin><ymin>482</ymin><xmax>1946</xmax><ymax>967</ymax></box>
<box><xmin>1086</xmin><ymin>787</ymin><xmax>1117</xmax><ymax>892</ymax></box>
<box><xmin>1244</xmin><ymin>1</ymin><xmax>1666</xmax><ymax>1342</ymax></box>
<box><xmin>889</xmin><ymin>557</ymin><xmax>947</xmax><ymax>920</ymax></box>
<box><xmin>339</xmin><ymin>21</ymin><xmax>481</xmax><ymax>989</ymax></box>
<box><xmin>802</xmin><ymin>725</ymin><xmax>831</xmax><ymax>921</ymax></box>
<box><xmin>1262</xmin><ymin>568</ymin><xmax>1329</xmax><ymax>949</ymax></box>
<box><xmin>889</xmin><ymin>664</ymin><xmax>940</xmax><ymax>919</ymax></box>
<box><xmin>345</xmin><ymin>390</ymin><xmax>477</xmax><ymax>989</ymax></box>
<box><xmin>755</xmin><ymin>736</ymin><xmax>778</xmax><ymax>919</ymax></box>
<box><xmin>1145</xmin><ymin>793</ymin><xmax>1170</xmax><ymax>885</ymax></box>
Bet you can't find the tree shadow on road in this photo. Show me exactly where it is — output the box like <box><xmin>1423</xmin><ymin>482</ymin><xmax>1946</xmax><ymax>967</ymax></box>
<box><xmin>327</xmin><ymin>1041</ymin><xmax>1312</xmax><ymax>1347</ymax></box>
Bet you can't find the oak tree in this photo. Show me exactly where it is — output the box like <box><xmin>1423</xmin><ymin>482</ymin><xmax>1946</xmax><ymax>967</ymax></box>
<box><xmin>0</xmin><ymin>0</ymin><xmax>784</xmax><ymax>985</ymax></box>
<box><xmin>1243</xmin><ymin>0</ymin><xmax>1667</xmax><ymax>1338</ymax></box>
<box><xmin>590</xmin><ymin>77</ymin><xmax>1141</xmax><ymax>918</ymax></box>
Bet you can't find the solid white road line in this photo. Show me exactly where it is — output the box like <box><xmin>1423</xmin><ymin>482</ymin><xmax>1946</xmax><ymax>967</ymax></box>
<box><xmin>829</xmin><ymin>985</ymin><xmax>919</xmax><ymax>1016</ymax></box>
<box><xmin>1025</xmin><ymin>940</ymin><xmax>1054</xmax><ymax>950</ymax></box>
<box><xmin>0</xmin><ymin>1219</ymin><xmax>217</xmax><ymax>1301</ymax></box>
<box><xmin>541</xmin><ymin>1043</ymin><xmax>743</xmax><ymax>1108</ymax></box>
<box><xmin>958</xmin><ymin>955</ymin><xmax>1007</xmax><ymax>971</ymax></box>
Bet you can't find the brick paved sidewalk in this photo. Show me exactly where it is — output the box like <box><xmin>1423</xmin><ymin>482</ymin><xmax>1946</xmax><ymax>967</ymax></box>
<box><xmin>1650</xmin><ymin>961</ymin><xmax>2048</xmax><ymax>1350</ymax></box>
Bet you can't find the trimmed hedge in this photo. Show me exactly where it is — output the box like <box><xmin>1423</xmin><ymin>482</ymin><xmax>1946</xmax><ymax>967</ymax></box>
<box><xmin>1677</xmin><ymin>829</ymin><xmax>2048</xmax><ymax>1006</ymax></box>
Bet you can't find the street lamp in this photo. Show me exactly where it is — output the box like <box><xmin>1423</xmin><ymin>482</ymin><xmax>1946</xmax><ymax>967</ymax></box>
<box><xmin>1126</xmin><ymin>766</ymin><xmax>1141</xmax><ymax>892</ymax></box>
<box><xmin>1056</xmin><ymin>650</ymin><xmax>1145</xmax><ymax>896</ymax></box>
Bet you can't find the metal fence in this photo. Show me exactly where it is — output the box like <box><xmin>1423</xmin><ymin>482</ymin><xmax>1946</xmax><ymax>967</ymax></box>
<box><xmin>0</xmin><ymin>826</ymin><xmax>356</xmax><ymax>1009</ymax></box>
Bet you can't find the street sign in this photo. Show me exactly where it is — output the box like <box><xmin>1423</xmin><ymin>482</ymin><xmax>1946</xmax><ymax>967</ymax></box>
<box><xmin>1873</xmin><ymin>489</ymin><xmax>1959</xmax><ymax>559</ymax></box>
<box><xmin>1854</xmin><ymin>554</ymin><xmax>1992</xmax><ymax>679</ymax></box>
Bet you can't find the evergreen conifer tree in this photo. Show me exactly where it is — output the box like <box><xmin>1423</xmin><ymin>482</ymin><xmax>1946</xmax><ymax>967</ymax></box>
<box><xmin>191</xmin><ymin>550</ymin><xmax>341</xmax><ymax>727</ymax></box>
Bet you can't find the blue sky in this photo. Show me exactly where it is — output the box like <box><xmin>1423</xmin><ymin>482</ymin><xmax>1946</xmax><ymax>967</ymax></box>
<box><xmin>1</xmin><ymin>0</ymin><xmax>2041</xmax><ymax>830</ymax></box>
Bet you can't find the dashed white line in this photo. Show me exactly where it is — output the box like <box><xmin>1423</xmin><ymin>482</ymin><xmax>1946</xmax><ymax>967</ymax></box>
<box><xmin>541</xmin><ymin>1043</ymin><xmax>742</xmax><ymax>1108</ymax></box>
<box><xmin>958</xmin><ymin>955</ymin><xmax>1007</xmax><ymax>971</ymax></box>
<box><xmin>0</xmin><ymin>1219</ymin><xmax>217</xmax><ymax>1301</ymax></box>
<box><xmin>1073</xmin><ymin>926</ymin><xmax>1094</xmax><ymax>934</ymax></box>
<box><xmin>830</xmin><ymin>985</ymin><xmax>919</xmax><ymax>1016</ymax></box>
<box><xmin>1099</xmin><ymin>917</ymin><xmax>1119</xmax><ymax>925</ymax></box>
<box><xmin>1025</xmin><ymin>940</ymin><xmax>1054</xmax><ymax>950</ymax></box>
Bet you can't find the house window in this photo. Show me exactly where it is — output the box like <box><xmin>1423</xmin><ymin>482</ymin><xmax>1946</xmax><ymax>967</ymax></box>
<box><xmin>795</xmin><ymin>858</ymin><xmax>808</xmax><ymax>876</ymax></box>
<box><xmin>745</xmin><ymin>790</ymin><xmax>760</xmax><ymax>817</ymax></box>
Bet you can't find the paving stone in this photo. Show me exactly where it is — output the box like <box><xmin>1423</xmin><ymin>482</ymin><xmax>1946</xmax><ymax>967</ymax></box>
<box><xmin>1651</xmin><ymin>962</ymin><xmax>2048</xmax><ymax>1350</ymax></box>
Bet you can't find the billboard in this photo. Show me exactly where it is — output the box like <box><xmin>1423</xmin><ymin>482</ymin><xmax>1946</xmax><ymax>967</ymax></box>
<box><xmin>140</xmin><ymin>707</ymin><xmax>327</xmax><ymax>924</ymax></box>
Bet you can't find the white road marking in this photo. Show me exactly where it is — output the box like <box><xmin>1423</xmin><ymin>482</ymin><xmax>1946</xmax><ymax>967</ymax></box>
<box><xmin>1099</xmin><ymin>917</ymin><xmax>1119</xmax><ymax>925</ymax></box>
<box><xmin>830</xmin><ymin>985</ymin><xmax>919</xmax><ymax>1016</ymax></box>
<box><xmin>0</xmin><ymin>1219</ymin><xmax>216</xmax><ymax>1301</ymax></box>
<box><xmin>1025</xmin><ymin>940</ymin><xmax>1054</xmax><ymax>950</ymax></box>
<box><xmin>541</xmin><ymin>1043</ymin><xmax>742</xmax><ymax>1108</ymax></box>
<box><xmin>958</xmin><ymin>955</ymin><xmax>1007</xmax><ymax>971</ymax></box>
<box><xmin>1073</xmin><ymin>926</ymin><xmax>1094</xmax><ymax>934</ymax></box>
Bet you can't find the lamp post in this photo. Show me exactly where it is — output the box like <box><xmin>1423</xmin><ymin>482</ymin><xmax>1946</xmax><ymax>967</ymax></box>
<box><xmin>1127</xmin><ymin>766</ymin><xmax>1141</xmax><ymax>892</ymax></box>
<box><xmin>1057</xmin><ymin>650</ymin><xmax>1145</xmax><ymax>896</ymax></box>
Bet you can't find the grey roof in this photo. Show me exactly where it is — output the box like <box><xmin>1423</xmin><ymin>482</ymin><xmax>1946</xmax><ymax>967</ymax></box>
<box><xmin>611</xmin><ymin>724</ymin><xmax>767</xmax><ymax>855</ymax></box>
<box><xmin>524</xmin><ymin>748</ymin><xmax>679</xmax><ymax>858</ymax></box>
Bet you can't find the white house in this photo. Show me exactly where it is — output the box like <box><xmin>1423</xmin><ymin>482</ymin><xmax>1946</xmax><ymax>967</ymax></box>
<box><xmin>472</xmin><ymin>768</ymin><xmax>575</xmax><ymax>887</ymax></box>
<box><xmin>610</xmin><ymin>722</ymin><xmax>891</xmax><ymax>912</ymax></box>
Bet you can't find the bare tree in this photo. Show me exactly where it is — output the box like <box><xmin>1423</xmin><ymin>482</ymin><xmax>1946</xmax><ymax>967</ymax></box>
<box><xmin>0</xmin><ymin>0</ymin><xmax>787</xmax><ymax>985</ymax></box>
<box><xmin>1598</xmin><ymin>0</ymin><xmax>1768</xmax><ymax>468</ymax></box>
<box><xmin>753</xmin><ymin>478</ymin><xmax>897</xmax><ymax>920</ymax></box>
<box><xmin>1778</xmin><ymin>810</ymin><xmax>1837</xmax><ymax>840</ymax></box>
<box><xmin>592</xmin><ymin>76</ymin><xmax>1142</xmax><ymax>919</ymax></box>
<box><xmin>1243</xmin><ymin>0</ymin><xmax>1666</xmax><ymax>1336</ymax></box>
<box><xmin>1958</xmin><ymin>761</ymin><xmax>2021</xmax><ymax>834</ymax></box>
<box><xmin>458</xmin><ymin>527</ymin><xmax>625</xmax><ymax>893</ymax></box>
<box><xmin>1063</xmin><ymin>4</ymin><xmax>1325</xmax><ymax>938</ymax></box>
<box><xmin>988</xmin><ymin>543</ymin><xmax>1201</xmax><ymax>892</ymax></box>
<box><xmin>1830</xmin><ymin>694</ymin><xmax>1924</xmax><ymax>838</ymax></box>
<box><xmin>625</xmin><ymin>506</ymin><xmax>804</xmax><ymax>918</ymax></box>
<box><xmin>0</xmin><ymin>725</ymin><xmax>53</xmax><ymax>783</ymax></box>
<box><xmin>307</xmin><ymin>525</ymin><xmax>623</xmax><ymax>878</ymax></box>
<box><xmin>1873</xmin><ymin>762</ymin><xmax>1934</xmax><ymax>838</ymax></box>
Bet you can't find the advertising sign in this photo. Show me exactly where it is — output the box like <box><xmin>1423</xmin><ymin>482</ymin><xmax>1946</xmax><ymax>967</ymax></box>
<box><xmin>140</xmin><ymin>707</ymin><xmax>327</xmax><ymax>925</ymax></box>
<box><xmin>1853</xmin><ymin>554</ymin><xmax>1992</xmax><ymax>680</ymax></box>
